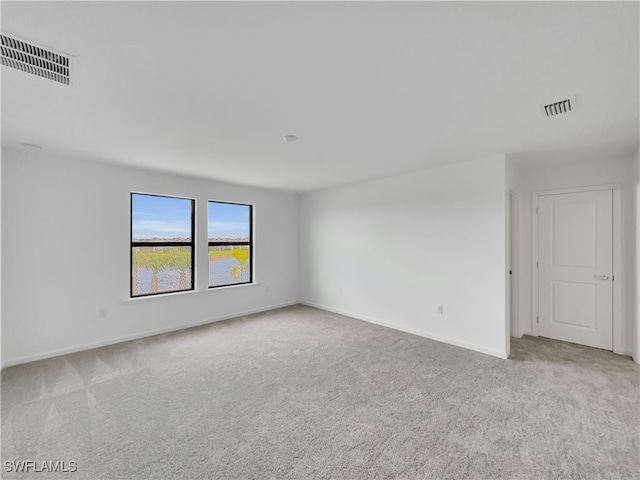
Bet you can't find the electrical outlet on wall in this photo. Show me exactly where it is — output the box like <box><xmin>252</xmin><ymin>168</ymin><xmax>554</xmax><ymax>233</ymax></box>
<box><xmin>98</xmin><ymin>307</ymin><xmax>108</xmax><ymax>318</ymax></box>
<box><xmin>437</xmin><ymin>305</ymin><xmax>444</xmax><ymax>314</ymax></box>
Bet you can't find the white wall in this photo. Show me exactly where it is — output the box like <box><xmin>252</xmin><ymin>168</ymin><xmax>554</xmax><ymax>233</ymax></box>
<box><xmin>636</xmin><ymin>146</ymin><xmax>640</xmax><ymax>362</ymax></box>
<box><xmin>9</xmin><ymin>145</ymin><xmax>632</xmax><ymax>367</ymax></box>
<box><xmin>0</xmin><ymin>150</ymin><xmax>3</xmax><ymax>368</ymax></box>
<box><xmin>508</xmin><ymin>154</ymin><xmax>637</xmax><ymax>357</ymax></box>
<box><xmin>1</xmin><ymin>148</ymin><xmax>300</xmax><ymax>367</ymax></box>
<box><xmin>300</xmin><ymin>155</ymin><xmax>509</xmax><ymax>359</ymax></box>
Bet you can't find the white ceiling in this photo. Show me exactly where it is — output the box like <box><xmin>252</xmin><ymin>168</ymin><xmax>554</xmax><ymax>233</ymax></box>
<box><xmin>2</xmin><ymin>1</ymin><xmax>638</xmax><ymax>193</ymax></box>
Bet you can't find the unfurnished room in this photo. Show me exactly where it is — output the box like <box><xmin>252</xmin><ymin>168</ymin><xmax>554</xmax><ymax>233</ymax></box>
<box><xmin>1</xmin><ymin>1</ymin><xmax>639</xmax><ymax>479</ymax></box>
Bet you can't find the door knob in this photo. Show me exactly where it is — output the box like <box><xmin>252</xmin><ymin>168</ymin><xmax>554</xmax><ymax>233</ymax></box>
<box><xmin>593</xmin><ymin>275</ymin><xmax>610</xmax><ymax>280</ymax></box>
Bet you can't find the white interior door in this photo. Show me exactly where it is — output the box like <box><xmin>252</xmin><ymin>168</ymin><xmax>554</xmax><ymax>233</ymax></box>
<box><xmin>538</xmin><ymin>189</ymin><xmax>613</xmax><ymax>350</ymax></box>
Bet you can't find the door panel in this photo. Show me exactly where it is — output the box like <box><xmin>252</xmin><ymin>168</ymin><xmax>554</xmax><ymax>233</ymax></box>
<box><xmin>552</xmin><ymin>281</ymin><xmax>596</xmax><ymax>329</ymax></box>
<box><xmin>552</xmin><ymin>201</ymin><xmax>597</xmax><ymax>268</ymax></box>
<box><xmin>538</xmin><ymin>190</ymin><xmax>613</xmax><ymax>350</ymax></box>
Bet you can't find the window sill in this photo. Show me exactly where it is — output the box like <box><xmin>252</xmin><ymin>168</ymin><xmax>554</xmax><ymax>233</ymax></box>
<box><xmin>123</xmin><ymin>283</ymin><xmax>259</xmax><ymax>302</ymax></box>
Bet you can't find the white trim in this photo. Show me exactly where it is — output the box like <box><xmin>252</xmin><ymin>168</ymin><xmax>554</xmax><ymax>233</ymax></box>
<box><xmin>509</xmin><ymin>190</ymin><xmax>520</xmax><ymax>339</ymax></box>
<box><xmin>1</xmin><ymin>301</ymin><xmax>299</xmax><ymax>370</ymax></box>
<box><xmin>504</xmin><ymin>187</ymin><xmax>510</xmax><ymax>357</ymax></box>
<box><xmin>612</xmin><ymin>187</ymin><xmax>623</xmax><ymax>354</ymax></box>
<box><xmin>302</xmin><ymin>301</ymin><xmax>509</xmax><ymax>360</ymax></box>
<box><xmin>532</xmin><ymin>183</ymin><xmax>623</xmax><ymax>354</ymax></box>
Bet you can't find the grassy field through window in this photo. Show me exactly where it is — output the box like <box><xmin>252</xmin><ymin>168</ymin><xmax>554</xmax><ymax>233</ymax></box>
<box><xmin>131</xmin><ymin>193</ymin><xmax>194</xmax><ymax>297</ymax></box>
<box><xmin>209</xmin><ymin>201</ymin><xmax>252</xmax><ymax>287</ymax></box>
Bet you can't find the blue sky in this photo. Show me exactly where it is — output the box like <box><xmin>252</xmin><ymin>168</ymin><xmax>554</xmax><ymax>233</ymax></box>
<box><xmin>208</xmin><ymin>202</ymin><xmax>250</xmax><ymax>239</ymax></box>
<box><xmin>131</xmin><ymin>194</ymin><xmax>250</xmax><ymax>239</ymax></box>
<box><xmin>132</xmin><ymin>194</ymin><xmax>192</xmax><ymax>239</ymax></box>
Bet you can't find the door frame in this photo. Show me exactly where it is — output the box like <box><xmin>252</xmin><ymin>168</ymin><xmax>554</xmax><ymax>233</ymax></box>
<box><xmin>509</xmin><ymin>191</ymin><xmax>519</xmax><ymax>338</ymax></box>
<box><xmin>532</xmin><ymin>184</ymin><xmax>623</xmax><ymax>353</ymax></box>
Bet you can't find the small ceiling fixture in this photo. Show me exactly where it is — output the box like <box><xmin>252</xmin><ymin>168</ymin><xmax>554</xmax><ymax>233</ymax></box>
<box><xmin>283</xmin><ymin>135</ymin><xmax>298</xmax><ymax>142</ymax></box>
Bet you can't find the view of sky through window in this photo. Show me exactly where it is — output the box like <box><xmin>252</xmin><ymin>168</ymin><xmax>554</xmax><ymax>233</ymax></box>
<box><xmin>131</xmin><ymin>193</ymin><xmax>194</xmax><ymax>296</ymax></box>
<box><xmin>132</xmin><ymin>194</ymin><xmax>192</xmax><ymax>240</ymax></box>
<box><xmin>208</xmin><ymin>202</ymin><xmax>250</xmax><ymax>240</ymax></box>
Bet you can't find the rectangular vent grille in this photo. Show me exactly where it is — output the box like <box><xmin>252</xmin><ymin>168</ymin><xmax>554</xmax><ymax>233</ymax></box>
<box><xmin>541</xmin><ymin>98</ymin><xmax>572</xmax><ymax>117</ymax></box>
<box><xmin>1</xmin><ymin>33</ymin><xmax>74</xmax><ymax>86</ymax></box>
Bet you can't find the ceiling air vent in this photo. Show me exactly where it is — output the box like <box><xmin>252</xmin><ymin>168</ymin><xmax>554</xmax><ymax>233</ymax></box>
<box><xmin>540</xmin><ymin>97</ymin><xmax>574</xmax><ymax>118</ymax></box>
<box><xmin>1</xmin><ymin>33</ymin><xmax>74</xmax><ymax>86</ymax></box>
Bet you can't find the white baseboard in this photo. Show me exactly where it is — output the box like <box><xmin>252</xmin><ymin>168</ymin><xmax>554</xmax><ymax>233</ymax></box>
<box><xmin>519</xmin><ymin>329</ymin><xmax>533</xmax><ymax>337</ymax></box>
<box><xmin>301</xmin><ymin>301</ymin><xmax>508</xmax><ymax>360</ymax></box>
<box><xmin>1</xmin><ymin>301</ymin><xmax>299</xmax><ymax>370</ymax></box>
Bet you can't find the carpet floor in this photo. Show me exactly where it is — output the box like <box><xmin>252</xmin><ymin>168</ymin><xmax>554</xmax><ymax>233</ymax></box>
<box><xmin>1</xmin><ymin>304</ymin><xmax>639</xmax><ymax>479</ymax></box>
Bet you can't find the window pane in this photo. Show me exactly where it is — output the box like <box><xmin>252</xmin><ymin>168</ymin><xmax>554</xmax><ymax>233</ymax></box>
<box><xmin>132</xmin><ymin>194</ymin><xmax>192</xmax><ymax>241</ymax></box>
<box><xmin>208</xmin><ymin>202</ymin><xmax>250</xmax><ymax>241</ymax></box>
<box><xmin>209</xmin><ymin>246</ymin><xmax>251</xmax><ymax>286</ymax></box>
<box><xmin>132</xmin><ymin>246</ymin><xmax>192</xmax><ymax>295</ymax></box>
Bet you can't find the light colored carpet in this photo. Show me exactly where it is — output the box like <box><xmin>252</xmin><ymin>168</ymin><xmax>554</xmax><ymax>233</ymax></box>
<box><xmin>1</xmin><ymin>304</ymin><xmax>639</xmax><ymax>479</ymax></box>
